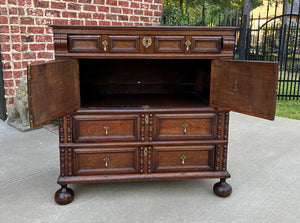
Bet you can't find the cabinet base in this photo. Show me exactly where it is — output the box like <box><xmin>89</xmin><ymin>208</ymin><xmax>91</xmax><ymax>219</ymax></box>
<box><xmin>213</xmin><ymin>179</ymin><xmax>232</xmax><ymax>197</ymax></box>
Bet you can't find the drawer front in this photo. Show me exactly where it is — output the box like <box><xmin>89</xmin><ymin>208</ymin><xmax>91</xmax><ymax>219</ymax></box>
<box><xmin>190</xmin><ymin>36</ymin><xmax>222</xmax><ymax>53</ymax></box>
<box><xmin>153</xmin><ymin>113</ymin><xmax>217</xmax><ymax>141</ymax></box>
<box><xmin>153</xmin><ymin>145</ymin><xmax>214</xmax><ymax>173</ymax></box>
<box><xmin>68</xmin><ymin>35</ymin><xmax>101</xmax><ymax>53</ymax></box>
<box><xmin>73</xmin><ymin>114</ymin><xmax>140</xmax><ymax>143</ymax></box>
<box><xmin>108</xmin><ymin>36</ymin><xmax>140</xmax><ymax>53</ymax></box>
<box><xmin>155</xmin><ymin>36</ymin><xmax>185</xmax><ymax>53</ymax></box>
<box><xmin>74</xmin><ymin>148</ymin><xmax>138</xmax><ymax>175</ymax></box>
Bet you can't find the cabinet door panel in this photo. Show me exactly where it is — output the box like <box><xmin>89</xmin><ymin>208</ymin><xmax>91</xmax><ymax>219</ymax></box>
<box><xmin>68</xmin><ymin>35</ymin><xmax>101</xmax><ymax>52</ymax></box>
<box><xmin>28</xmin><ymin>59</ymin><xmax>80</xmax><ymax>128</ymax></box>
<box><xmin>210</xmin><ymin>60</ymin><xmax>278</xmax><ymax>120</ymax></box>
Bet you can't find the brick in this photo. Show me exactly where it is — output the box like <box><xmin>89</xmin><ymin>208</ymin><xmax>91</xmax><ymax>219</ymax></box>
<box><xmin>51</xmin><ymin>2</ymin><xmax>66</xmax><ymax>9</ymax></box>
<box><xmin>28</xmin><ymin>27</ymin><xmax>45</xmax><ymax>34</ymax></box>
<box><xmin>21</xmin><ymin>44</ymin><xmax>28</xmax><ymax>51</ymax></box>
<box><xmin>0</xmin><ymin>7</ymin><xmax>7</xmax><ymax>15</ymax></box>
<box><xmin>141</xmin><ymin>3</ymin><xmax>149</xmax><ymax>9</ymax></box>
<box><xmin>118</xmin><ymin>15</ymin><xmax>128</xmax><ymax>21</ymax></box>
<box><xmin>1</xmin><ymin>35</ymin><xmax>10</xmax><ymax>42</ymax></box>
<box><xmin>154</xmin><ymin>11</ymin><xmax>162</xmax><ymax>16</ymax></box>
<box><xmin>154</xmin><ymin>0</ymin><xmax>162</xmax><ymax>3</ymax></box>
<box><xmin>134</xmin><ymin>23</ymin><xmax>143</xmax><ymax>26</ymax></box>
<box><xmin>20</xmin><ymin>27</ymin><xmax>26</xmax><ymax>33</ymax></box>
<box><xmin>144</xmin><ymin>23</ymin><xmax>154</xmax><ymax>26</ymax></box>
<box><xmin>78</xmin><ymin>0</ymin><xmax>91</xmax><ymax>3</ymax></box>
<box><xmin>45</xmin><ymin>10</ymin><xmax>61</xmax><ymax>17</ymax></box>
<box><xmin>20</xmin><ymin>17</ymin><xmax>34</xmax><ymax>25</ymax></box>
<box><xmin>111</xmin><ymin>7</ymin><xmax>121</xmax><ymax>13</ymax></box>
<box><xmin>130</xmin><ymin>16</ymin><xmax>139</xmax><ymax>22</ymax></box>
<box><xmin>29</xmin><ymin>44</ymin><xmax>46</xmax><ymax>51</ymax></box>
<box><xmin>118</xmin><ymin>1</ymin><xmax>129</xmax><ymax>7</ymax></box>
<box><xmin>150</xmin><ymin>5</ymin><xmax>158</xmax><ymax>10</ymax></box>
<box><xmin>18</xmin><ymin>0</ymin><xmax>32</xmax><ymax>6</ymax></box>
<box><xmin>11</xmin><ymin>25</ymin><xmax>20</xmax><ymax>33</ymax></box>
<box><xmin>131</xmin><ymin>2</ymin><xmax>140</xmax><ymax>8</ymax></box>
<box><xmin>11</xmin><ymin>35</ymin><xmax>19</xmax><ymax>42</ymax></box>
<box><xmin>144</xmin><ymin>0</ymin><xmax>153</xmax><ymax>2</ymax></box>
<box><xmin>64</xmin><ymin>0</ymin><xmax>77</xmax><ymax>2</ymax></box>
<box><xmin>68</xmin><ymin>3</ymin><xmax>81</xmax><ymax>10</ymax></box>
<box><xmin>37</xmin><ymin>52</ymin><xmax>53</xmax><ymax>59</ymax></box>
<box><xmin>106</xmin><ymin>14</ymin><xmax>117</xmax><ymax>20</ymax></box>
<box><xmin>13</xmin><ymin>71</ymin><xmax>23</xmax><ymax>78</ymax></box>
<box><xmin>27</xmin><ymin>8</ymin><xmax>43</xmax><ymax>16</ymax></box>
<box><xmin>134</xmin><ymin>10</ymin><xmax>143</xmax><ymax>15</ymax></box>
<box><xmin>12</xmin><ymin>44</ymin><xmax>21</xmax><ymax>51</ymax></box>
<box><xmin>47</xmin><ymin>44</ymin><xmax>54</xmax><ymax>51</ymax></box>
<box><xmin>35</xmin><ymin>35</ymin><xmax>53</xmax><ymax>42</ymax></box>
<box><xmin>93</xmin><ymin>13</ymin><xmax>105</xmax><ymax>20</ymax></box>
<box><xmin>112</xmin><ymin>21</ymin><xmax>122</xmax><ymax>26</ymax></box>
<box><xmin>35</xmin><ymin>18</ymin><xmax>52</xmax><ymax>25</ymax></box>
<box><xmin>83</xmin><ymin>5</ymin><xmax>96</xmax><ymax>11</ymax></box>
<box><xmin>0</xmin><ymin>25</ymin><xmax>9</xmax><ymax>33</ymax></box>
<box><xmin>8</xmin><ymin>0</ymin><xmax>17</xmax><ymax>4</ymax></box>
<box><xmin>98</xmin><ymin>6</ymin><xmax>109</xmax><ymax>12</ymax></box>
<box><xmin>53</xmin><ymin>19</ymin><xmax>69</xmax><ymax>25</ymax></box>
<box><xmin>3</xmin><ymin>71</ymin><xmax>12</xmax><ymax>79</ymax></box>
<box><xmin>33</xmin><ymin>0</ymin><xmax>49</xmax><ymax>8</ymax></box>
<box><xmin>79</xmin><ymin>12</ymin><xmax>92</xmax><ymax>19</ymax></box>
<box><xmin>22</xmin><ymin>52</ymin><xmax>36</xmax><ymax>59</ymax></box>
<box><xmin>1</xmin><ymin>44</ymin><xmax>10</xmax><ymax>52</ymax></box>
<box><xmin>123</xmin><ymin>22</ymin><xmax>134</xmax><ymax>26</ymax></box>
<box><xmin>98</xmin><ymin>21</ymin><xmax>110</xmax><ymax>25</ymax></box>
<box><xmin>0</xmin><ymin>16</ymin><xmax>8</xmax><ymax>24</ymax></box>
<box><xmin>21</xmin><ymin>35</ymin><xmax>34</xmax><ymax>42</ymax></box>
<box><xmin>62</xmin><ymin>11</ymin><xmax>77</xmax><ymax>18</ymax></box>
<box><xmin>4</xmin><ymin>80</ymin><xmax>14</xmax><ymax>88</ymax></box>
<box><xmin>8</xmin><ymin>98</ymin><xmax>15</xmax><ymax>105</ymax></box>
<box><xmin>85</xmin><ymin>20</ymin><xmax>97</xmax><ymax>25</ymax></box>
<box><xmin>9</xmin><ymin>7</ymin><xmax>18</xmax><ymax>14</ymax></box>
<box><xmin>94</xmin><ymin>0</ymin><xmax>104</xmax><ymax>4</ymax></box>
<box><xmin>5</xmin><ymin>89</ymin><xmax>15</xmax><ymax>97</ymax></box>
<box><xmin>1</xmin><ymin>53</ymin><xmax>11</xmax><ymax>61</ymax></box>
<box><xmin>106</xmin><ymin>0</ymin><xmax>117</xmax><ymax>6</ymax></box>
<box><xmin>4</xmin><ymin>62</ymin><xmax>12</xmax><ymax>70</ymax></box>
<box><xmin>70</xmin><ymin>20</ymin><xmax>84</xmax><ymax>25</ymax></box>
<box><xmin>122</xmin><ymin>8</ymin><xmax>133</xmax><ymax>14</ymax></box>
<box><xmin>144</xmin><ymin>11</ymin><xmax>153</xmax><ymax>16</ymax></box>
<box><xmin>14</xmin><ymin>62</ymin><xmax>22</xmax><ymax>69</ymax></box>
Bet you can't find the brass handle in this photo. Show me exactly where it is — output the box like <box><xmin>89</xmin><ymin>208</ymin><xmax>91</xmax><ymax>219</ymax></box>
<box><xmin>185</xmin><ymin>40</ymin><xmax>191</xmax><ymax>51</ymax></box>
<box><xmin>182</xmin><ymin>123</ymin><xmax>189</xmax><ymax>134</ymax></box>
<box><xmin>103</xmin><ymin>156</ymin><xmax>110</xmax><ymax>167</ymax></box>
<box><xmin>180</xmin><ymin>154</ymin><xmax>187</xmax><ymax>165</ymax></box>
<box><xmin>104</xmin><ymin>124</ymin><xmax>110</xmax><ymax>135</ymax></box>
<box><xmin>102</xmin><ymin>40</ymin><xmax>108</xmax><ymax>52</ymax></box>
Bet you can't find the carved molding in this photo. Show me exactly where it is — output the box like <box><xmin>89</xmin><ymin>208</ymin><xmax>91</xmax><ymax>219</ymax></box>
<box><xmin>59</xmin><ymin>117</ymin><xmax>64</xmax><ymax>143</ymax></box>
<box><xmin>215</xmin><ymin>145</ymin><xmax>221</xmax><ymax>171</ymax></box>
<box><xmin>148</xmin><ymin>114</ymin><xmax>153</xmax><ymax>142</ymax></box>
<box><xmin>147</xmin><ymin>146</ymin><xmax>152</xmax><ymax>173</ymax></box>
<box><xmin>139</xmin><ymin>147</ymin><xmax>144</xmax><ymax>174</ymax></box>
<box><xmin>60</xmin><ymin>148</ymin><xmax>66</xmax><ymax>177</ymax></box>
<box><xmin>217</xmin><ymin>112</ymin><xmax>222</xmax><ymax>139</ymax></box>
<box><xmin>140</xmin><ymin>114</ymin><xmax>145</xmax><ymax>142</ymax></box>
<box><xmin>67</xmin><ymin>148</ymin><xmax>73</xmax><ymax>176</ymax></box>
<box><xmin>67</xmin><ymin>115</ymin><xmax>72</xmax><ymax>143</ymax></box>
<box><xmin>222</xmin><ymin>145</ymin><xmax>228</xmax><ymax>171</ymax></box>
<box><xmin>224</xmin><ymin>112</ymin><xmax>229</xmax><ymax>140</ymax></box>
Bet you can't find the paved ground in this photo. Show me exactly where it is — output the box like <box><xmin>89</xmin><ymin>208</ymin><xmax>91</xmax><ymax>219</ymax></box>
<box><xmin>0</xmin><ymin>112</ymin><xmax>299</xmax><ymax>223</ymax></box>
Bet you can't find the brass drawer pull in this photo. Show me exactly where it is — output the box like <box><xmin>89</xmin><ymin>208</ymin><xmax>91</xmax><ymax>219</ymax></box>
<box><xmin>185</xmin><ymin>40</ymin><xmax>191</xmax><ymax>51</ymax></box>
<box><xmin>102</xmin><ymin>40</ymin><xmax>108</xmax><ymax>52</ymax></box>
<box><xmin>104</xmin><ymin>124</ymin><xmax>110</xmax><ymax>135</ymax></box>
<box><xmin>180</xmin><ymin>154</ymin><xmax>187</xmax><ymax>165</ymax></box>
<box><xmin>103</xmin><ymin>156</ymin><xmax>110</xmax><ymax>167</ymax></box>
<box><xmin>182</xmin><ymin>123</ymin><xmax>189</xmax><ymax>134</ymax></box>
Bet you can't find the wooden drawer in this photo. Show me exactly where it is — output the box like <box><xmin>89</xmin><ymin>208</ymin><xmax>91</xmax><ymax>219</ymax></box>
<box><xmin>190</xmin><ymin>36</ymin><xmax>222</xmax><ymax>53</ymax></box>
<box><xmin>74</xmin><ymin>147</ymin><xmax>138</xmax><ymax>175</ymax></box>
<box><xmin>68</xmin><ymin>35</ymin><xmax>101</xmax><ymax>53</ymax></box>
<box><xmin>108</xmin><ymin>35</ymin><xmax>140</xmax><ymax>53</ymax></box>
<box><xmin>153</xmin><ymin>145</ymin><xmax>214</xmax><ymax>173</ymax></box>
<box><xmin>73</xmin><ymin>114</ymin><xmax>140</xmax><ymax>143</ymax></box>
<box><xmin>153</xmin><ymin>113</ymin><xmax>217</xmax><ymax>141</ymax></box>
<box><xmin>154</xmin><ymin>36</ymin><xmax>185</xmax><ymax>53</ymax></box>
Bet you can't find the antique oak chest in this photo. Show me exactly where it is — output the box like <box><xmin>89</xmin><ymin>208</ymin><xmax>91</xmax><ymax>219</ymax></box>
<box><xmin>27</xmin><ymin>26</ymin><xmax>278</xmax><ymax>205</ymax></box>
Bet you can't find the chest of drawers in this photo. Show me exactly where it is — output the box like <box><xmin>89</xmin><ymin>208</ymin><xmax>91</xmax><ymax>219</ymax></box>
<box><xmin>27</xmin><ymin>26</ymin><xmax>278</xmax><ymax>204</ymax></box>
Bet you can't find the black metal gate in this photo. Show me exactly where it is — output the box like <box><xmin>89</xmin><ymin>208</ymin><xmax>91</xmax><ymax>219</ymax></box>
<box><xmin>235</xmin><ymin>0</ymin><xmax>300</xmax><ymax>100</ymax></box>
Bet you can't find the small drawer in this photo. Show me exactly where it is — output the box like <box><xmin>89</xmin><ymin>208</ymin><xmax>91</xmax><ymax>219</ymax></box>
<box><xmin>74</xmin><ymin>147</ymin><xmax>138</xmax><ymax>175</ymax></box>
<box><xmin>153</xmin><ymin>113</ymin><xmax>217</xmax><ymax>141</ymax></box>
<box><xmin>155</xmin><ymin>36</ymin><xmax>185</xmax><ymax>53</ymax></box>
<box><xmin>73</xmin><ymin>114</ymin><xmax>140</xmax><ymax>143</ymax></box>
<box><xmin>190</xmin><ymin>36</ymin><xmax>222</xmax><ymax>53</ymax></box>
<box><xmin>153</xmin><ymin>145</ymin><xmax>214</xmax><ymax>173</ymax></box>
<box><xmin>68</xmin><ymin>35</ymin><xmax>101</xmax><ymax>53</ymax></box>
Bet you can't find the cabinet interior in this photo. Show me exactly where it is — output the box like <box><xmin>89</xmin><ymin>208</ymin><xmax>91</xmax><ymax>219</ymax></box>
<box><xmin>79</xmin><ymin>59</ymin><xmax>211</xmax><ymax>108</ymax></box>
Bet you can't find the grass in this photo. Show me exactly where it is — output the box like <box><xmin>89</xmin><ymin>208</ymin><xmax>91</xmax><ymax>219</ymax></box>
<box><xmin>276</xmin><ymin>99</ymin><xmax>300</xmax><ymax>120</ymax></box>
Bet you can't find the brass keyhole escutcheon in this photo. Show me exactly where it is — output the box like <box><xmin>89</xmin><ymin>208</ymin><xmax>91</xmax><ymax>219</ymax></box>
<box><xmin>102</xmin><ymin>40</ymin><xmax>108</xmax><ymax>52</ymax></box>
<box><xmin>185</xmin><ymin>40</ymin><xmax>191</xmax><ymax>51</ymax></box>
<box><xmin>103</xmin><ymin>156</ymin><xmax>110</xmax><ymax>167</ymax></box>
<box><xmin>104</xmin><ymin>124</ymin><xmax>110</xmax><ymax>135</ymax></box>
<box><xmin>59</xmin><ymin>81</ymin><xmax>63</xmax><ymax>94</ymax></box>
<box><xmin>142</xmin><ymin>37</ymin><xmax>152</xmax><ymax>48</ymax></box>
<box><xmin>145</xmin><ymin>114</ymin><xmax>149</xmax><ymax>125</ymax></box>
<box><xmin>233</xmin><ymin>80</ymin><xmax>238</xmax><ymax>92</ymax></box>
<box><xmin>144</xmin><ymin>147</ymin><xmax>148</xmax><ymax>156</ymax></box>
<box><xmin>183</xmin><ymin>123</ymin><xmax>189</xmax><ymax>134</ymax></box>
<box><xmin>180</xmin><ymin>154</ymin><xmax>187</xmax><ymax>165</ymax></box>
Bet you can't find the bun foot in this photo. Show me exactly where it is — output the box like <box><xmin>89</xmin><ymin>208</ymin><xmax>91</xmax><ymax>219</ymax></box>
<box><xmin>54</xmin><ymin>185</ymin><xmax>74</xmax><ymax>205</ymax></box>
<box><xmin>213</xmin><ymin>179</ymin><xmax>232</xmax><ymax>197</ymax></box>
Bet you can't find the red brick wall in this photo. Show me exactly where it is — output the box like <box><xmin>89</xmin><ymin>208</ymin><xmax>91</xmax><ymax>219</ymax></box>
<box><xmin>0</xmin><ymin>0</ymin><xmax>162</xmax><ymax>111</ymax></box>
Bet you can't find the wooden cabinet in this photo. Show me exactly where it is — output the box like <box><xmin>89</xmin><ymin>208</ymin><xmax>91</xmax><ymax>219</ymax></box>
<box><xmin>27</xmin><ymin>26</ymin><xmax>278</xmax><ymax>205</ymax></box>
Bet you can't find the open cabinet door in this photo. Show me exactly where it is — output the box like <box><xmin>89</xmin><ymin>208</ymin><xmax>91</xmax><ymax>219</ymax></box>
<box><xmin>210</xmin><ymin>60</ymin><xmax>278</xmax><ymax>120</ymax></box>
<box><xmin>28</xmin><ymin>59</ymin><xmax>80</xmax><ymax>129</ymax></box>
